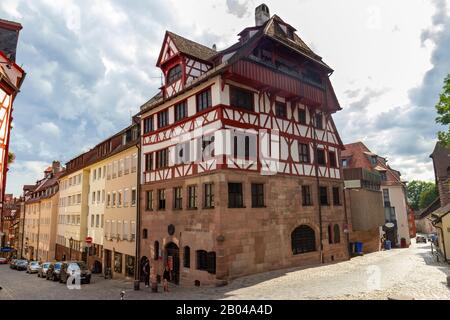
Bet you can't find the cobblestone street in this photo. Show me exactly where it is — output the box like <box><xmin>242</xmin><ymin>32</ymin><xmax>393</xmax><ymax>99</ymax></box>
<box><xmin>1</xmin><ymin>239</ymin><xmax>449</xmax><ymax>300</ymax></box>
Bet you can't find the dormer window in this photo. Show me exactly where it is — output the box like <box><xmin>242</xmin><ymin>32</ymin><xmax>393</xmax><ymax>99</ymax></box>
<box><xmin>167</xmin><ymin>64</ymin><xmax>182</xmax><ymax>84</ymax></box>
<box><xmin>370</xmin><ymin>156</ymin><xmax>378</xmax><ymax>165</ymax></box>
<box><xmin>286</xmin><ymin>28</ymin><xmax>294</xmax><ymax>40</ymax></box>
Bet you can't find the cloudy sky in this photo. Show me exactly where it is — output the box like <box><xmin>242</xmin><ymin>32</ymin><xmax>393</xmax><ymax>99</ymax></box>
<box><xmin>1</xmin><ymin>0</ymin><xmax>449</xmax><ymax>196</ymax></box>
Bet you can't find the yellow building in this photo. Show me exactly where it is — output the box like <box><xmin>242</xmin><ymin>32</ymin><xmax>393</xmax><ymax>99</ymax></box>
<box><xmin>103</xmin><ymin>129</ymin><xmax>139</xmax><ymax>279</ymax></box>
<box><xmin>431</xmin><ymin>206</ymin><xmax>450</xmax><ymax>262</ymax></box>
<box><xmin>56</xmin><ymin>168</ymin><xmax>89</xmax><ymax>261</ymax></box>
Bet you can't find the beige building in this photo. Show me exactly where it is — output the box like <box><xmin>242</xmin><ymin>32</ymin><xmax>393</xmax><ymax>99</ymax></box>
<box><xmin>56</xmin><ymin>168</ymin><xmax>89</xmax><ymax>261</ymax></box>
<box><xmin>103</xmin><ymin>127</ymin><xmax>139</xmax><ymax>279</ymax></box>
<box><xmin>23</xmin><ymin>162</ymin><xmax>63</xmax><ymax>261</ymax></box>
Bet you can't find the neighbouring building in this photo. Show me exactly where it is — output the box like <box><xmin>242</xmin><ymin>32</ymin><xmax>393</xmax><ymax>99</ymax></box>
<box><xmin>56</xmin><ymin>159</ymin><xmax>91</xmax><ymax>262</ymax></box>
<box><xmin>341</xmin><ymin>158</ymin><xmax>385</xmax><ymax>254</ymax></box>
<box><xmin>103</xmin><ymin>124</ymin><xmax>139</xmax><ymax>279</ymax></box>
<box><xmin>416</xmin><ymin>197</ymin><xmax>439</xmax><ymax>234</ymax></box>
<box><xmin>341</xmin><ymin>142</ymin><xmax>410</xmax><ymax>248</ymax></box>
<box><xmin>0</xmin><ymin>194</ymin><xmax>20</xmax><ymax>257</ymax></box>
<box><xmin>138</xmin><ymin>4</ymin><xmax>348</xmax><ymax>287</ymax></box>
<box><xmin>23</xmin><ymin>162</ymin><xmax>63</xmax><ymax>261</ymax></box>
<box><xmin>0</xmin><ymin>19</ymin><xmax>26</xmax><ymax>245</ymax></box>
<box><xmin>429</xmin><ymin>143</ymin><xmax>450</xmax><ymax>262</ymax></box>
<box><xmin>56</xmin><ymin>121</ymin><xmax>140</xmax><ymax>267</ymax></box>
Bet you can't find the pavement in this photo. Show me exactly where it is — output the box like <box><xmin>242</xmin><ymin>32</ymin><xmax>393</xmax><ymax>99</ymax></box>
<box><xmin>1</xmin><ymin>238</ymin><xmax>449</xmax><ymax>300</ymax></box>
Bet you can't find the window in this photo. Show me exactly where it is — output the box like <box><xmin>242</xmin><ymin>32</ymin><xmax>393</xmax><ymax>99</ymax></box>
<box><xmin>328</xmin><ymin>225</ymin><xmax>333</xmax><ymax>244</ymax></box>
<box><xmin>342</xmin><ymin>159</ymin><xmax>349</xmax><ymax>168</ymax></box>
<box><xmin>158</xmin><ymin>189</ymin><xmax>166</xmax><ymax>210</ymax></box>
<box><xmin>196</xmin><ymin>250</ymin><xmax>208</xmax><ymax>271</ymax></box>
<box><xmin>154</xmin><ymin>241</ymin><xmax>159</xmax><ymax>260</ymax></box>
<box><xmin>112</xmin><ymin>192</ymin><xmax>116</xmax><ymax>207</ymax></box>
<box><xmin>329</xmin><ymin>151</ymin><xmax>337</xmax><ymax>168</ymax></box>
<box><xmin>92</xmin><ymin>192</ymin><xmax>95</xmax><ymax>204</ymax></box>
<box><xmin>334</xmin><ymin>224</ymin><xmax>341</xmax><ymax>244</ymax></box>
<box><xmin>144</xmin><ymin>116</ymin><xmax>155</xmax><ymax>134</ymax></box>
<box><xmin>158</xmin><ymin>110</ymin><xmax>169</xmax><ymax>129</ymax></box>
<box><xmin>188</xmin><ymin>186</ymin><xmax>197</xmax><ymax>209</ymax></box>
<box><xmin>230</xmin><ymin>86</ymin><xmax>254</xmax><ymax>111</ymax></box>
<box><xmin>299</xmin><ymin>143</ymin><xmax>310</xmax><ymax>163</ymax></box>
<box><xmin>333</xmin><ymin>187</ymin><xmax>341</xmax><ymax>206</ymax></box>
<box><xmin>118</xmin><ymin>191</ymin><xmax>122</xmax><ymax>207</ymax></box>
<box><xmin>275</xmin><ymin>102</ymin><xmax>287</xmax><ymax>118</ymax></box>
<box><xmin>183</xmin><ymin>246</ymin><xmax>190</xmax><ymax>268</ymax></box>
<box><xmin>370</xmin><ymin>155</ymin><xmax>378</xmax><ymax>165</ymax></box>
<box><xmin>383</xmin><ymin>189</ymin><xmax>390</xmax><ymax>206</ymax></box>
<box><xmin>251</xmin><ymin>183</ymin><xmax>264</xmax><ymax>208</ymax></box>
<box><xmin>196</xmin><ymin>89</ymin><xmax>212</xmax><ymax>112</ymax></box>
<box><xmin>204</xmin><ymin>183</ymin><xmax>214</xmax><ymax>208</ymax></box>
<box><xmin>167</xmin><ymin>64</ymin><xmax>182</xmax><ymax>84</ymax></box>
<box><xmin>174</xmin><ymin>187</ymin><xmax>183</xmax><ymax>209</ymax></box>
<box><xmin>107</xmin><ymin>193</ymin><xmax>111</xmax><ymax>207</ymax></box>
<box><xmin>91</xmin><ymin>215</ymin><xmax>95</xmax><ymax>228</ymax></box>
<box><xmin>174</xmin><ymin>101</ymin><xmax>187</xmax><ymax>122</ymax></box>
<box><xmin>156</xmin><ymin>149</ymin><xmax>169</xmax><ymax>169</ymax></box>
<box><xmin>380</xmin><ymin>171</ymin><xmax>387</xmax><ymax>181</ymax></box>
<box><xmin>320</xmin><ymin>187</ymin><xmax>329</xmax><ymax>206</ymax></box>
<box><xmin>314</xmin><ymin>113</ymin><xmax>323</xmax><ymax>130</ymax></box>
<box><xmin>195</xmin><ymin>250</ymin><xmax>215</xmax><ymax>273</ymax></box>
<box><xmin>327</xmin><ymin>224</ymin><xmax>333</xmax><ymax>244</ymax></box>
<box><xmin>146</xmin><ymin>191</ymin><xmax>153</xmax><ymax>211</ymax></box>
<box><xmin>302</xmin><ymin>186</ymin><xmax>312</xmax><ymax>206</ymax></box>
<box><xmin>145</xmin><ymin>153</ymin><xmax>153</xmax><ymax>172</ymax></box>
<box><xmin>317</xmin><ymin>149</ymin><xmax>326</xmax><ymax>166</ymax></box>
<box><xmin>96</xmin><ymin>215</ymin><xmax>100</xmax><ymax>228</ymax></box>
<box><xmin>143</xmin><ymin>229</ymin><xmax>148</xmax><ymax>239</ymax></box>
<box><xmin>228</xmin><ymin>183</ymin><xmax>243</xmax><ymax>208</ymax></box>
<box><xmin>131</xmin><ymin>189</ymin><xmax>137</xmax><ymax>206</ymax></box>
<box><xmin>123</xmin><ymin>189</ymin><xmax>128</xmax><ymax>206</ymax></box>
<box><xmin>298</xmin><ymin>109</ymin><xmax>306</xmax><ymax>125</ymax></box>
<box><xmin>291</xmin><ymin>225</ymin><xmax>316</xmax><ymax>255</ymax></box>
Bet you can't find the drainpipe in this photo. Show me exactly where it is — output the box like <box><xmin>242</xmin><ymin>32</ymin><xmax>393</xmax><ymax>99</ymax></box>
<box><xmin>21</xmin><ymin>201</ymin><xmax>26</xmax><ymax>259</ymax></box>
<box><xmin>312</xmin><ymin>112</ymin><xmax>324</xmax><ymax>264</ymax></box>
<box><xmin>134</xmin><ymin>138</ymin><xmax>142</xmax><ymax>291</ymax></box>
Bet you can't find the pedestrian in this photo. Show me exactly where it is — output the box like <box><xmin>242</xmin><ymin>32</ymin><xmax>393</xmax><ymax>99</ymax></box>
<box><xmin>143</xmin><ymin>260</ymin><xmax>150</xmax><ymax>288</ymax></box>
<box><xmin>163</xmin><ymin>266</ymin><xmax>171</xmax><ymax>292</ymax></box>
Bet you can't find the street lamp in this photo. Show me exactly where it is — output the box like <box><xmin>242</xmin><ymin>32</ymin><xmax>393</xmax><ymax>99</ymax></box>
<box><xmin>69</xmin><ymin>237</ymin><xmax>73</xmax><ymax>261</ymax></box>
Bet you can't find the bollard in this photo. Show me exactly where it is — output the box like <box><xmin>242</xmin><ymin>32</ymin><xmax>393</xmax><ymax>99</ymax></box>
<box><xmin>120</xmin><ymin>290</ymin><xmax>125</xmax><ymax>300</ymax></box>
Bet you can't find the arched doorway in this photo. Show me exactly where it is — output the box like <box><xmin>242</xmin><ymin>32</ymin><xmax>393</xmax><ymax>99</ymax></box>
<box><xmin>291</xmin><ymin>225</ymin><xmax>316</xmax><ymax>255</ymax></box>
<box><xmin>140</xmin><ymin>256</ymin><xmax>149</xmax><ymax>282</ymax></box>
<box><xmin>165</xmin><ymin>243</ymin><xmax>180</xmax><ymax>285</ymax></box>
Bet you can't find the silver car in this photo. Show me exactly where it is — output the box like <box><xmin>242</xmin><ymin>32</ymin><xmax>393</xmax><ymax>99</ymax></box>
<box><xmin>27</xmin><ymin>261</ymin><xmax>40</xmax><ymax>274</ymax></box>
<box><xmin>38</xmin><ymin>262</ymin><xmax>51</xmax><ymax>278</ymax></box>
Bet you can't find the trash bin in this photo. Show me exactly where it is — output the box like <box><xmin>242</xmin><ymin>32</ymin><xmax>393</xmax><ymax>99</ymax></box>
<box><xmin>355</xmin><ymin>242</ymin><xmax>363</xmax><ymax>254</ymax></box>
<box><xmin>384</xmin><ymin>240</ymin><xmax>392</xmax><ymax>250</ymax></box>
<box><xmin>348</xmin><ymin>242</ymin><xmax>355</xmax><ymax>254</ymax></box>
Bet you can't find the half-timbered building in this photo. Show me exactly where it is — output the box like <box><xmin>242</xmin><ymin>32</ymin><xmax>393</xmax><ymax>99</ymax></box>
<box><xmin>139</xmin><ymin>4</ymin><xmax>349</xmax><ymax>286</ymax></box>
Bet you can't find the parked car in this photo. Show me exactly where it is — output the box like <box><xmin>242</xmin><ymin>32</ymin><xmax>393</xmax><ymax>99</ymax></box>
<box><xmin>9</xmin><ymin>259</ymin><xmax>17</xmax><ymax>269</ymax></box>
<box><xmin>0</xmin><ymin>257</ymin><xmax>8</xmax><ymax>264</ymax></box>
<box><xmin>416</xmin><ymin>235</ymin><xmax>427</xmax><ymax>243</ymax></box>
<box><xmin>38</xmin><ymin>262</ymin><xmax>51</xmax><ymax>278</ymax></box>
<box><xmin>46</xmin><ymin>262</ymin><xmax>62</xmax><ymax>281</ymax></box>
<box><xmin>26</xmin><ymin>261</ymin><xmax>40</xmax><ymax>274</ymax></box>
<box><xmin>15</xmin><ymin>260</ymin><xmax>28</xmax><ymax>271</ymax></box>
<box><xmin>59</xmin><ymin>261</ymin><xmax>91</xmax><ymax>284</ymax></box>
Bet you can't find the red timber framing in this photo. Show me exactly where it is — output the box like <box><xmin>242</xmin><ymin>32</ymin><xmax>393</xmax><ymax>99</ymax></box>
<box><xmin>157</xmin><ymin>32</ymin><xmax>213</xmax><ymax>99</ymax></box>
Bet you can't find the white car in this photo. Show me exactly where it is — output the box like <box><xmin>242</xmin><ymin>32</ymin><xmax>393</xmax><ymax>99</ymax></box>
<box><xmin>26</xmin><ymin>261</ymin><xmax>41</xmax><ymax>274</ymax></box>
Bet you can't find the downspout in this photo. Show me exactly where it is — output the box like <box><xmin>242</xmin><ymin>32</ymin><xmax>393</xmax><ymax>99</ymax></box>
<box><xmin>21</xmin><ymin>200</ymin><xmax>25</xmax><ymax>259</ymax></box>
<box><xmin>312</xmin><ymin>112</ymin><xmax>324</xmax><ymax>264</ymax></box>
<box><xmin>134</xmin><ymin>134</ymin><xmax>142</xmax><ymax>290</ymax></box>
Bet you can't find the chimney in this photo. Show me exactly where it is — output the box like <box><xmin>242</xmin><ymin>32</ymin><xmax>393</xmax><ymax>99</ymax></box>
<box><xmin>52</xmin><ymin>161</ymin><xmax>61</xmax><ymax>174</ymax></box>
<box><xmin>255</xmin><ymin>4</ymin><xmax>270</xmax><ymax>27</ymax></box>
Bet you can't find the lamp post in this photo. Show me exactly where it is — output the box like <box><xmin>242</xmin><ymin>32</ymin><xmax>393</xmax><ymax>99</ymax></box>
<box><xmin>69</xmin><ymin>237</ymin><xmax>73</xmax><ymax>261</ymax></box>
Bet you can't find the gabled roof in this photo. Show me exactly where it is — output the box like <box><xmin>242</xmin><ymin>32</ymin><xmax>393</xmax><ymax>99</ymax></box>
<box><xmin>157</xmin><ymin>31</ymin><xmax>217</xmax><ymax>67</ymax></box>
<box><xmin>263</xmin><ymin>15</ymin><xmax>328</xmax><ymax>69</ymax></box>
<box><xmin>342</xmin><ymin>142</ymin><xmax>403</xmax><ymax>185</ymax></box>
<box><xmin>418</xmin><ymin>197</ymin><xmax>441</xmax><ymax>220</ymax></box>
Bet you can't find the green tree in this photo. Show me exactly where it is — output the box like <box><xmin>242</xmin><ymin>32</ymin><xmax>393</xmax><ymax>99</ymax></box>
<box><xmin>7</xmin><ymin>151</ymin><xmax>15</xmax><ymax>164</ymax></box>
<box><xmin>419</xmin><ymin>184</ymin><xmax>438</xmax><ymax>209</ymax></box>
<box><xmin>407</xmin><ymin>180</ymin><xmax>436</xmax><ymax>210</ymax></box>
<box><xmin>436</xmin><ymin>74</ymin><xmax>450</xmax><ymax>147</ymax></box>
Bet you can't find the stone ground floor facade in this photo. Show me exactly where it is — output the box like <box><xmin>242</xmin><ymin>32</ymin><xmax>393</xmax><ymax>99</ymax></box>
<box><xmin>140</xmin><ymin>170</ymin><xmax>350</xmax><ymax>287</ymax></box>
